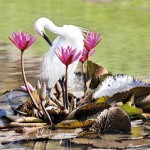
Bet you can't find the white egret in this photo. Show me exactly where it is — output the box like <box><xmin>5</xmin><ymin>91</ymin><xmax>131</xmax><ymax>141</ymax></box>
<box><xmin>34</xmin><ymin>17</ymin><xmax>84</xmax><ymax>88</ymax></box>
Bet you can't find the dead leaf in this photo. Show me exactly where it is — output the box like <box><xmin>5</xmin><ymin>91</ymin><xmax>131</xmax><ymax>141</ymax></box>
<box><xmin>91</xmin><ymin>107</ymin><xmax>131</xmax><ymax>134</ymax></box>
<box><xmin>65</xmin><ymin>102</ymin><xmax>110</xmax><ymax>120</ymax></box>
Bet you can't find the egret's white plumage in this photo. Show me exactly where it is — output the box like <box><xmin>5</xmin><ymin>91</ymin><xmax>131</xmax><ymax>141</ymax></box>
<box><xmin>34</xmin><ymin>17</ymin><xmax>84</xmax><ymax>88</ymax></box>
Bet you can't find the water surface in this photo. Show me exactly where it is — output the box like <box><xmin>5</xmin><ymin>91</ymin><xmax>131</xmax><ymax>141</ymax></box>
<box><xmin>0</xmin><ymin>0</ymin><xmax>150</xmax><ymax>76</ymax></box>
<box><xmin>0</xmin><ymin>0</ymin><xmax>150</xmax><ymax>149</ymax></box>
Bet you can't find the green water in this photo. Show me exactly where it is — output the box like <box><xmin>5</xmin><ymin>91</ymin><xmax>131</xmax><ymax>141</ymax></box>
<box><xmin>0</xmin><ymin>0</ymin><xmax>150</xmax><ymax>76</ymax></box>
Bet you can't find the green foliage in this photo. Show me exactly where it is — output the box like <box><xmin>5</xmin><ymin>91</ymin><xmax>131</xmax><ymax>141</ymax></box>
<box><xmin>120</xmin><ymin>102</ymin><xmax>143</xmax><ymax>117</ymax></box>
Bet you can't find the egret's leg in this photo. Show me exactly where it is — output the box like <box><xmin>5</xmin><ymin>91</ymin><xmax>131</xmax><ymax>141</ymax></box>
<box><xmin>60</xmin><ymin>77</ymin><xmax>66</xmax><ymax>108</ymax></box>
<box><xmin>46</xmin><ymin>88</ymin><xmax>51</xmax><ymax>98</ymax></box>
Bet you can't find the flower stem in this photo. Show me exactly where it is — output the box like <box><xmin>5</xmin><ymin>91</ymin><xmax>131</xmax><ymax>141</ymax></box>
<box><xmin>65</xmin><ymin>65</ymin><xmax>69</xmax><ymax>110</ymax></box>
<box><xmin>82</xmin><ymin>62</ymin><xmax>87</xmax><ymax>94</ymax></box>
<box><xmin>87</xmin><ymin>51</ymin><xmax>90</xmax><ymax>60</ymax></box>
<box><xmin>86</xmin><ymin>52</ymin><xmax>90</xmax><ymax>82</ymax></box>
<box><xmin>21</xmin><ymin>51</ymin><xmax>39</xmax><ymax>110</ymax></box>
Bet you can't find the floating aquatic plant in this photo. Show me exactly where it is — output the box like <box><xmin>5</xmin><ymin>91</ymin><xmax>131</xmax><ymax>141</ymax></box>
<box><xmin>93</xmin><ymin>74</ymin><xmax>150</xmax><ymax>105</ymax></box>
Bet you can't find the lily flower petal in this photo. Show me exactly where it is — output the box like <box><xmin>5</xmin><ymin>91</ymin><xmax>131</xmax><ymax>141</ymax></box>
<box><xmin>21</xmin><ymin>82</ymin><xmax>35</xmax><ymax>92</ymax></box>
<box><xmin>80</xmin><ymin>47</ymin><xmax>95</xmax><ymax>63</ymax></box>
<box><xmin>84</xmin><ymin>31</ymin><xmax>102</xmax><ymax>51</ymax></box>
<box><xmin>55</xmin><ymin>46</ymin><xmax>82</xmax><ymax>66</ymax></box>
<box><xmin>9</xmin><ymin>31</ymin><xmax>36</xmax><ymax>51</ymax></box>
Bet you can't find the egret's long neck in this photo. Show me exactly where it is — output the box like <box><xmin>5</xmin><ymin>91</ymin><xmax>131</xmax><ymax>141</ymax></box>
<box><xmin>44</xmin><ymin>19</ymin><xmax>64</xmax><ymax>35</ymax></box>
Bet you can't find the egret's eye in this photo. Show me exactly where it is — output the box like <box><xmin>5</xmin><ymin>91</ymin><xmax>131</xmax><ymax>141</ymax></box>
<box><xmin>39</xmin><ymin>30</ymin><xmax>44</xmax><ymax>35</ymax></box>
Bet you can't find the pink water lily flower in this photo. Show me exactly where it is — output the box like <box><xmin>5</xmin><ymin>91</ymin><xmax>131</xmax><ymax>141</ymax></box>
<box><xmin>9</xmin><ymin>31</ymin><xmax>39</xmax><ymax>111</ymax></box>
<box><xmin>21</xmin><ymin>82</ymin><xmax>35</xmax><ymax>92</ymax></box>
<box><xmin>55</xmin><ymin>46</ymin><xmax>82</xmax><ymax>110</ymax></box>
<box><xmin>55</xmin><ymin>46</ymin><xmax>82</xmax><ymax>66</ymax></box>
<box><xmin>84</xmin><ymin>31</ymin><xmax>101</xmax><ymax>51</ymax></box>
<box><xmin>9</xmin><ymin>31</ymin><xmax>36</xmax><ymax>51</ymax></box>
<box><xmin>80</xmin><ymin>47</ymin><xmax>95</xmax><ymax>63</ymax></box>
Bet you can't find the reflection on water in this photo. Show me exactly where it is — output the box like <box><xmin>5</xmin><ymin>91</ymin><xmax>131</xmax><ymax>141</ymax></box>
<box><xmin>4</xmin><ymin>140</ymin><xmax>86</xmax><ymax>150</ymax></box>
<box><xmin>1</xmin><ymin>121</ymin><xmax>150</xmax><ymax>149</ymax></box>
<box><xmin>0</xmin><ymin>44</ymin><xmax>84</xmax><ymax>94</ymax></box>
<box><xmin>0</xmin><ymin>44</ymin><xmax>149</xmax><ymax>94</ymax></box>
<box><xmin>0</xmin><ymin>44</ymin><xmax>41</xmax><ymax>93</ymax></box>
<box><xmin>21</xmin><ymin>140</ymin><xmax>86</xmax><ymax>150</ymax></box>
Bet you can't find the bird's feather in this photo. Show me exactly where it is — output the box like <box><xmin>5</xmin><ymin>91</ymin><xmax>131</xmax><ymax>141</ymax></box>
<box><xmin>38</xmin><ymin>23</ymin><xmax>84</xmax><ymax>88</ymax></box>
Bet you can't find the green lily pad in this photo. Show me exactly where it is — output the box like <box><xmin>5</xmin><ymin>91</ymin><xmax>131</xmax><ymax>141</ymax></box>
<box><xmin>95</xmin><ymin>96</ymin><xmax>109</xmax><ymax>103</ymax></box>
<box><xmin>119</xmin><ymin>102</ymin><xmax>143</xmax><ymax>118</ymax></box>
<box><xmin>77</xmin><ymin>130</ymin><xmax>99</xmax><ymax>138</ymax></box>
<box><xmin>55</xmin><ymin>119</ymin><xmax>96</xmax><ymax>129</ymax></box>
<box><xmin>93</xmin><ymin>74</ymin><xmax>150</xmax><ymax>105</ymax></box>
